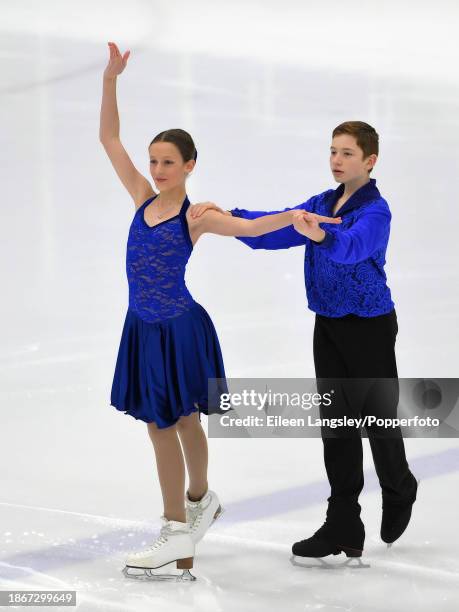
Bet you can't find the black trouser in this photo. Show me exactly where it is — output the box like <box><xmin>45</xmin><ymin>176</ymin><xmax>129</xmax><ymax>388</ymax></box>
<box><xmin>313</xmin><ymin>309</ymin><xmax>416</xmax><ymax>536</ymax></box>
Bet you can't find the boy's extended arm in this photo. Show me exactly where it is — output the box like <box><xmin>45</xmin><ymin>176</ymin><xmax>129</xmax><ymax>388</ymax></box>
<box><xmin>311</xmin><ymin>203</ymin><xmax>391</xmax><ymax>264</ymax></box>
<box><xmin>230</xmin><ymin>197</ymin><xmax>318</xmax><ymax>250</ymax></box>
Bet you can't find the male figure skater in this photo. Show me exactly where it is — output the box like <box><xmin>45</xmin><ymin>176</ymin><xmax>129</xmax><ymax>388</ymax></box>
<box><xmin>191</xmin><ymin>121</ymin><xmax>418</xmax><ymax>561</ymax></box>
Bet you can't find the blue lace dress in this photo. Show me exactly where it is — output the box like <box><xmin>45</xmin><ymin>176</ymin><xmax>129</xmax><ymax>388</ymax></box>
<box><xmin>110</xmin><ymin>194</ymin><xmax>227</xmax><ymax>428</ymax></box>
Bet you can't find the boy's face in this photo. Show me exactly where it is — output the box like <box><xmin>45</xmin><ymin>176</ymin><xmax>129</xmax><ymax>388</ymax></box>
<box><xmin>330</xmin><ymin>134</ymin><xmax>377</xmax><ymax>183</ymax></box>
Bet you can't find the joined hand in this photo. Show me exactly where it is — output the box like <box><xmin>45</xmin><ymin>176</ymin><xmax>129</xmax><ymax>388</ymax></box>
<box><xmin>292</xmin><ymin>210</ymin><xmax>342</xmax><ymax>242</ymax></box>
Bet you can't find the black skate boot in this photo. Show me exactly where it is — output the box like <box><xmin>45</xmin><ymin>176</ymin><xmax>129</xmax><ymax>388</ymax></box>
<box><xmin>291</xmin><ymin>518</ymin><xmax>368</xmax><ymax>569</ymax></box>
<box><xmin>381</xmin><ymin>478</ymin><xmax>418</xmax><ymax>546</ymax></box>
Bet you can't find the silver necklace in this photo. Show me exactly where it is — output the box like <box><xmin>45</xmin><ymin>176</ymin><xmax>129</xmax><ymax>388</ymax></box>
<box><xmin>154</xmin><ymin>197</ymin><xmax>179</xmax><ymax>219</ymax></box>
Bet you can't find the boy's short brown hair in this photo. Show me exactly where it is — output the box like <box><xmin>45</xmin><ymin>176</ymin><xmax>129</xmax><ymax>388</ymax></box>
<box><xmin>332</xmin><ymin>121</ymin><xmax>379</xmax><ymax>174</ymax></box>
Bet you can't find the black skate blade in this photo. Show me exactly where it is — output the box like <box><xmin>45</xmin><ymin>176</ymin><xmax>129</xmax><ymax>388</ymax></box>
<box><xmin>290</xmin><ymin>554</ymin><xmax>370</xmax><ymax>570</ymax></box>
<box><xmin>122</xmin><ymin>566</ymin><xmax>196</xmax><ymax>582</ymax></box>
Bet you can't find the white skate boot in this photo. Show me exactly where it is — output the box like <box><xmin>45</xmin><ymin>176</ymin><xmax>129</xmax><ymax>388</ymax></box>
<box><xmin>185</xmin><ymin>489</ymin><xmax>225</xmax><ymax>544</ymax></box>
<box><xmin>122</xmin><ymin>517</ymin><xmax>196</xmax><ymax>581</ymax></box>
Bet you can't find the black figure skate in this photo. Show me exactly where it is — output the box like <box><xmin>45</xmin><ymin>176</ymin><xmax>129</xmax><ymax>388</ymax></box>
<box><xmin>290</xmin><ymin>519</ymin><xmax>369</xmax><ymax>569</ymax></box>
<box><xmin>381</xmin><ymin>478</ymin><xmax>419</xmax><ymax>547</ymax></box>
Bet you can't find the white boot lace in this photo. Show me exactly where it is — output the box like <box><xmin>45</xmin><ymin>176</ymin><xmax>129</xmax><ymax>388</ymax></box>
<box><xmin>186</xmin><ymin>493</ymin><xmax>211</xmax><ymax>532</ymax></box>
<box><xmin>151</xmin><ymin>529</ymin><xmax>169</xmax><ymax>550</ymax></box>
<box><xmin>131</xmin><ymin>520</ymin><xmax>189</xmax><ymax>557</ymax></box>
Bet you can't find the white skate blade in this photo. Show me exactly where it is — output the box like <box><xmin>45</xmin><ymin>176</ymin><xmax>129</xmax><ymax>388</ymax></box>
<box><xmin>290</xmin><ymin>554</ymin><xmax>370</xmax><ymax>570</ymax></box>
<box><xmin>211</xmin><ymin>504</ymin><xmax>225</xmax><ymax>526</ymax></box>
<box><xmin>122</xmin><ymin>565</ymin><xmax>196</xmax><ymax>582</ymax></box>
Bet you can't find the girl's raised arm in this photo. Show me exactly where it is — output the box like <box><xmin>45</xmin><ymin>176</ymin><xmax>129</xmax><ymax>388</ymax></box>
<box><xmin>99</xmin><ymin>42</ymin><xmax>155</xmax><ymax>208</ymax></box>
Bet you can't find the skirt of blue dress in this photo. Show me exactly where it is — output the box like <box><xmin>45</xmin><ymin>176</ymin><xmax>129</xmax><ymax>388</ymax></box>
<box><xmin>110</xmin><ymin>302</ymin><xmax>228</xmax><ymax>428</ymax></box>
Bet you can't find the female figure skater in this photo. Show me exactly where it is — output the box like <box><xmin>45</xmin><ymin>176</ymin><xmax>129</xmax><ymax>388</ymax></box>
<box><xmin>100</xmin><ymin>42</ymin><xmax>341</xmax><ymax>581</ymax></box>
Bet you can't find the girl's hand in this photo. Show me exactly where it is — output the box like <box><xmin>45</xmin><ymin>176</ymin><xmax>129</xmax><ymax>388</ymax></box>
<box><xmin>292</xmin><ymin>210</ymin><xmax>342</xmax><ymax>240</ymax></box>
<box><xmin>104</xmin><ymin>42</ymin><xmax>130</xmax><ymax>79</ymax></box>
<box><xmin>190</xmin><ymin>202</ymin><xmax>231</xmax><ymax>218</ymax></box>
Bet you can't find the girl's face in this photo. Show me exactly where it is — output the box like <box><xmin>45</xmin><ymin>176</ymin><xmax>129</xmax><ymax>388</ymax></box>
<box><xmin>148</xmin><ymin>141</ymin><xmax>195</xmax><ymax>191</ymax></box>
<box><xmin>329</xmin><ymin>134</ymin><xmax>376</xmax><ymax>183</ymax></box>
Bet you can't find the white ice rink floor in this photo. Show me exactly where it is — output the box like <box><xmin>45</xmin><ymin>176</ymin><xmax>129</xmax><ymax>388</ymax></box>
<box><xmin>1</xmin><ymin>1</ymin><xmax>459</xmax><ymax>610</ymax></box>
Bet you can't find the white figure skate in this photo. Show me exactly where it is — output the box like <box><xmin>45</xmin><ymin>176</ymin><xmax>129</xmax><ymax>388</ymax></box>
<box><xmin>185</xmin><ymin>489</ymin><xmax>224</xmax><ymax>544</ymax></box>
<box><xmin>122</xmin><ymin>517</ymin><xmax>196</xmax><ymax>582</ymax></box>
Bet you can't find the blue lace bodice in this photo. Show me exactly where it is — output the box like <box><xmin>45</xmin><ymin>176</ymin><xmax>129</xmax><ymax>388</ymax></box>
<box><xmin>126</xmin><ymin>195</ymin><xmax>196</xmax><ymax>323</ymax></box>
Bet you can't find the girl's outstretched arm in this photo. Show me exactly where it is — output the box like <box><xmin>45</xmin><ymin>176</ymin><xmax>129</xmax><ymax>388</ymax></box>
<box><xmin>189</xmin><ymin>191</ymin><xmax>337</xmax><ymax>250</ymax></box>
<box><xmin>193</xmin><ymin>208</ymin><xmax>341</xmax><ymax>239</ymax></box>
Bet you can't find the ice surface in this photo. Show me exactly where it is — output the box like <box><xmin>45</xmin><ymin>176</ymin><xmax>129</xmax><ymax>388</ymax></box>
<box><xmin>1</xmin><ymin>1</ymin><xmax>458</xmax><ymax>610</ymax></box>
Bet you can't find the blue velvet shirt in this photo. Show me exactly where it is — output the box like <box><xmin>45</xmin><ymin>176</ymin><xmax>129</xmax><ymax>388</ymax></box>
<box><xmin>231</xmin><ymin>178</ymin><xmax>395</xmax><ymax>318</ymax></box>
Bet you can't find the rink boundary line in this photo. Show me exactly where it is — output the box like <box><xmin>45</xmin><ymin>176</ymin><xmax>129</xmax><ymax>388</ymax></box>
<box><xmin>1</xmin><ymin>446</ymin><xmax>458</xmax><ymax>525</ymax></box>
<box><xmin>1</xmin><ymin>519</ymin><xmax>457</xmax><ymax>583</ymax></box>
<box><xmin>214</xmin><ymin>447</ymin><xmax>459</xmax><ymax>521</ymax></box>
<box><xmin>0</xmin><ymin>501</ymin><xmax>302</xmax><ymax>540</ymax></box>
<box><xmin>0</xmin><ymin>501</ymin><xmax>144</xmax><ymax>528</ymax></box>
<box><xmin>368</xmin><ymin>558</ymin><xmax>459</xmax><ymax>581</ymax></box>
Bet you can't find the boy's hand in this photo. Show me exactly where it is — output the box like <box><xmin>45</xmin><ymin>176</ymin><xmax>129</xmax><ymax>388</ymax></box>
<box><xmin>190</xmin><ymin>202</ymin><xmax>231</xmax><ymax>218</ymax></box>
<box><xmin>292</xmin><ymin>211</ymin><xmax>342</xmax><ymax>242</ymax></box>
